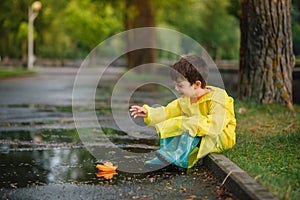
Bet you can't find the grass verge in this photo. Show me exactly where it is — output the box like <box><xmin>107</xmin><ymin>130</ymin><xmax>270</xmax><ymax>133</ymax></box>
<box><xmin>224</xmin><ymin>100</ymin><xmax>300</xmax><ymax>200</ymax></box>
<box><xmin>0</xmin><ymin>67</ymin><xmax>35</xmax><ymax>79</ymax></box>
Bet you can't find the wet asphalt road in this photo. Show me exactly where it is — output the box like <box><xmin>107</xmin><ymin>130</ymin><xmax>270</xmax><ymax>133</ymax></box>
<box><xmin>0</xmin><ymin>67</ymin><xmax>78</xmax><ymax>106</ymax></box>
<box><xmin>0</xmin><ymin>67</ymin><xmax>232</xmax><ymax>200</ymax></box>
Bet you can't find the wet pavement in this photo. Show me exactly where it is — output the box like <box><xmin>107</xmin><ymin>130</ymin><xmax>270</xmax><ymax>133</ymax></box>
<box><xmin>0</xmin><ymin>148</ymin><xmax>222</xmax><ymax>199</ymax></box>
<box><xmin>0</xmin><ymin>67</ymin><xmax>233</xmax><ymax>199</ymax></box>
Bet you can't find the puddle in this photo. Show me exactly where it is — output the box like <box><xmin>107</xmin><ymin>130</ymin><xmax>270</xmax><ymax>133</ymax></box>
<box><xmin>0</xmin><ymin>147</ymin><xmax>203</xmax><ymax>188</ymax></box>
<box><xmin>0</xmin><ymin>148</ymin><xmax>96</xmax><ymax>188</ymax></box>
<box><xmin>0</xmin><ymin>147</ymin><xmax>225</xmax><ymax>200</ymax></box>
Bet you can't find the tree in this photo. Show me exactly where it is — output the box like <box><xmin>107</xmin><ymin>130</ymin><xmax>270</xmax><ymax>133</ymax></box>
<box><xmin>63</xmin><ymin>0</ymin><xmax>123</xmax><ymax>58</ymax></box>
<box><xmin>35</xmin><ymin>0</ymin><xmax>70</xmax><ymax>58</ymax></box>
<box><xmin>197</xmin><ymin>0</ymin><xmax>240</xmax><ymax>60</ymax></box>
<box><xmin>125</xmin><ymin>0</ymin><xmax>156</xmax><ymax>68</ymax></box>
<box><xmin>0</xmin><ymin>0</ymin><xmax>28</xmax><ymax>58</ymax></box>
<box><xmin>239</xmin><ymin>0</ymin><xmax>295</xmax><ymax>111</ymax></box>
<box><xmin>292</xmin><ymin>0</ymin><xmax>300</xmax><ymax>56</ymax></box>
<box><xmin>155</xmin><ymin>0</ymin><xmax>240</xmax><ymax>60</ymax></box>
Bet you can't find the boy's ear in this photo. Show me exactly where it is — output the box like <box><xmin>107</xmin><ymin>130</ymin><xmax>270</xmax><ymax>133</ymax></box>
<box><xmin>194</xmin><ymin>80</ymin><xmax>202</xmax><ymax>88</ymax></box>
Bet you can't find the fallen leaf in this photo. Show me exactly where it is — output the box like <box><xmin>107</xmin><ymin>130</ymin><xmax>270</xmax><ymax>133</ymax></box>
<box><xmin>254</xmin><ymin>174</ymin><xmax>262</xmax><ymax>180</ymax></box>
<box><xmin>186</xmin><ymin>195</ymin><xmax>198</xmax><ymax>200</ymax></box>
<box><xmin>149</xmin><ymin>177</ymin><xmax>156</xmax><ymax>183</ymax></box>
<box><xmin>238</xmin><ymin>107</ymin><xmax>247</xmax><ymax>114</ymax></box>
<box><xmin>180</xmin><ymin>186</ymin><xmax>187</xmax><ymax>193</ymax></box>
<box><xmin>285</xmin><ymin>185</ymin><xmax>291</xmax><ymax>200</ymax></box>
<box><xmin>96</xmin><ymin>162</ymin><xmax>118</xmax><ymax>172</ymax></box>
<box><xmin>132</xmin><ymin>195</ymin><xmax>149</xmax><ymax>199</ymax></box>
<box><xmin>60</xmin><ymin>118</ymin><xmax>66</xmax><ymax>124</ymax></box>
<box><xmin>123</xmin><ymin>155</ymin><xmax>137</xmax><ymax>159</ymax></box>
<box><xmin>10</xmin><ymin>183</ymin><xmax>17</xmax><ymax>189</ymax></box>
<box><xmin>34</xmin><ymin>135</ymin><xmax>42</xmax><ymax>143</ymax></box>
<box><xmin>96</xmin><ymin>171</ymin><xmax>118</xmax><ymax>180</ymax></box>
<box><xmin>166</xmin><ymin>186</ymin><xmax>173</xmax><ymax>190</ymax></box>
<box><xmin>95</xmin><ymin>162</ymin><xmax>118</xmax><ymax>180</ymax></box>
<box><xmin>284</xmin><ymin>123</ymin><xmax>294</xmax><ymax>131</ymax></box>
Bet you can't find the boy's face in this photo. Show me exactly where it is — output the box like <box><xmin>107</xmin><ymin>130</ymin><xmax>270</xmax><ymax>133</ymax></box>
<box><xmin>174</xmin><ymin>79</ymin><xmax>197</xmax><ymax>98</ymax></box>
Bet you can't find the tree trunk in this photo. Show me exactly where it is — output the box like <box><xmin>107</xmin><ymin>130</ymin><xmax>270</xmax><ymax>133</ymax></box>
<box><xmin>239</xmin><ymin>0</ymin><xmax>295</xmax><ymax>108</ymax></box>
<box><xmin>125</xmin><ymin>0</ymin><xmax>156</xmax><ymax>68</ymax></box>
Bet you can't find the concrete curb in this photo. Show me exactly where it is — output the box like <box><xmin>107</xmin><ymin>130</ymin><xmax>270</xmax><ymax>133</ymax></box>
<box><xmin>203</xmin><ymin>153</ymin><xmax>279</xmax><ymax>200</ymax></box>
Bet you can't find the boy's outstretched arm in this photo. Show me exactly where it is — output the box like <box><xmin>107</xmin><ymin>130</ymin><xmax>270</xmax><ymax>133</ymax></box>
<box><xmin>129</xmin><ymin>105</ymin><xmax>148</xmax><ymax>118</ymax></box>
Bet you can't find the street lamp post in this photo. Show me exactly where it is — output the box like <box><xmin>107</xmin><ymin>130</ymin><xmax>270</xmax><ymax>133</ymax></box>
<box><xmin>28</xmin><ymin>1</ymin><xmax>42</xmax><ymax>70</ymax></box>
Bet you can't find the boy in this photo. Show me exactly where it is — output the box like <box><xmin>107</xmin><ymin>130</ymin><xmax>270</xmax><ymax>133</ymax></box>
<box><xmin>130</xmin><ymin>55</ymin><xmax>236</xmax><ymax>169</ymax></box>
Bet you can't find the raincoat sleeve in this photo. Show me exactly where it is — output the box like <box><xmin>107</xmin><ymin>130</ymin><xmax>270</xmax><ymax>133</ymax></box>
<box><xmin>155</xmin><ymin>101</ymin><xmax>228</xmax><ymax>138</ymax></box>
<box><xmin>143</xmin><ymin>99</ymin><xmax>181</xmax><ymax>126</ymax></box>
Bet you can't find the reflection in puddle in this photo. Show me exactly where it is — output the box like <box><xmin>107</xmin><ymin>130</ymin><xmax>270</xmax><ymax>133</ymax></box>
<box><xmin>0</xmin><ymin>148</ymin><xmax>98</xmax><ymax>188</ymax></box>
<box><xmin>96</xmin><ymin>170</ymin><xmax>118</xmax><ymax>180</ymax></box>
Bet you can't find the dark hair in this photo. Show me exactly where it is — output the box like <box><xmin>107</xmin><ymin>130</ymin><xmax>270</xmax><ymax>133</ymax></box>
<box><xmin>170</xmin><ymin>55</ymin><xmax>208</xmax><ymax>88</ymax></box>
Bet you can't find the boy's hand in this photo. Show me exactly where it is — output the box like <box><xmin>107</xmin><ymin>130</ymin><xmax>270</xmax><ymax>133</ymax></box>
<box><xmin>129</xmin><ymin>105</ymin><xmax>148</xmax><ymax>118</ymax></box>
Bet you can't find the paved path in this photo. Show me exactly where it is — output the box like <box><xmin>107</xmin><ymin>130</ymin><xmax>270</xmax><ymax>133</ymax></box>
<box><xmin>0</xmin><ymin>67</ymin><xmax>78</xmax><ymax>106</ymax></box>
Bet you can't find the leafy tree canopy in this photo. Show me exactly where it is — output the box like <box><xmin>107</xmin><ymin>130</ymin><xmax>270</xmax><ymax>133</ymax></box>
<box><xmin>0</xmin><ymin>0</ymin><xmax>299</xmax><ymax>60</ymax></box>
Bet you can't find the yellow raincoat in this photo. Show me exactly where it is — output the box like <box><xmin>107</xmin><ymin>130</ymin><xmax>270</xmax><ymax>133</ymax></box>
<box><xmin>143</xmin><ymin>86</ymin><xmax>236</xmax><ymax>164</ymax></box>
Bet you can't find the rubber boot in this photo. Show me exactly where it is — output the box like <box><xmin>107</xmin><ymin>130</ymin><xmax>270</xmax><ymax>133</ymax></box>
<box><xmin>144</xmin><ymin>157</ymin><xmax>166</xmax><ymax>169</ymax></box>
<box><xmin>155</xmin><ymin>132</ymin><xmax>200</xmax><ymax>168</ymax></box>
<box><xmin>159</xmin><ymin>137</ymin><xmax>179</xmax><ymax>151</ymax></box>
<box><xmin>144</xmin><ymin>137</ymin><xmax>179</xmax><ymax>170</ymax></box>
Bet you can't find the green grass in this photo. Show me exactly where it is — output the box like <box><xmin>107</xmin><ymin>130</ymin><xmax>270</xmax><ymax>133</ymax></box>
<box><xmin>224</xmin><ymin>101</ymin><xmax>300</xmax><ymax>200</ymax></box>
<box><xmin>0</xmin><ymin>67</ymin><xmax>35</xmax><ymax>78</ymax></box>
